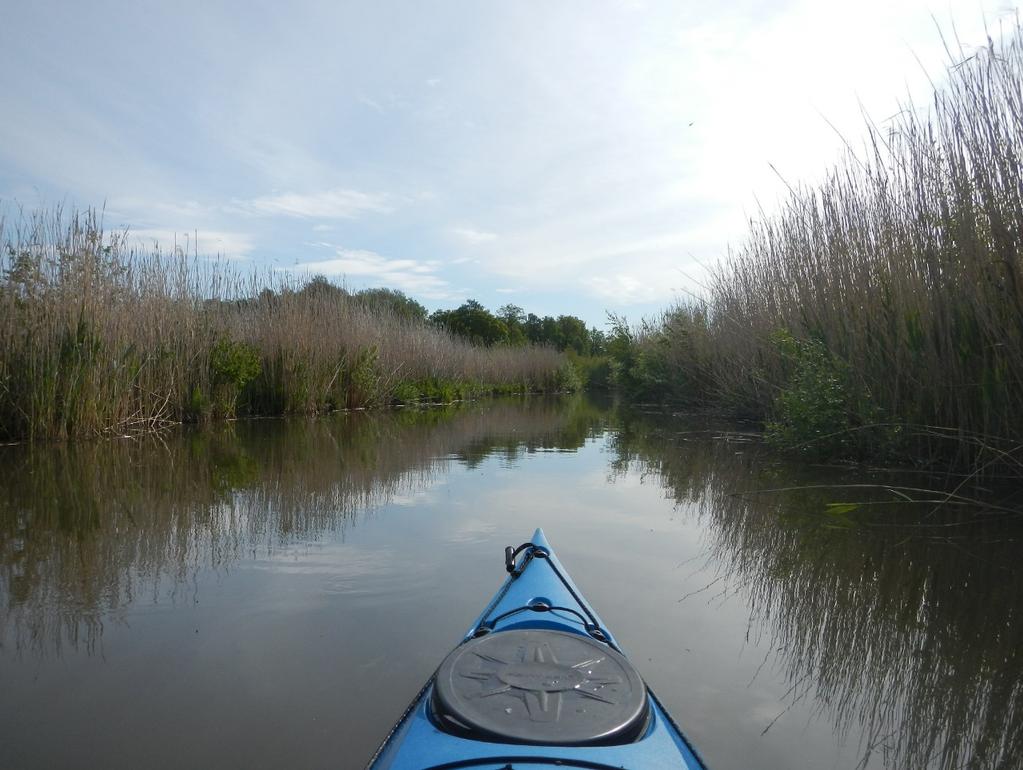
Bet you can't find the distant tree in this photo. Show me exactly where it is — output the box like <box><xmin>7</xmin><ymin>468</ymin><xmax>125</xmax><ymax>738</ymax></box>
<box><xmin>247</xmin><ymin>287</ymin><xmax>279</xmax><ymax>312</ymax></box>
<box><xmin>300</xmin><ymin>274</ymin><xmax>346</xmax><ymax>300</ymax></box>
<box><xmin>541</xmin><ymin>315</ymin><xmax>559</xmax><ymax>347</ymax></box>
<box><xmin>2</xmin><ymin>246</ymin><xmax>46</xmax><ymax>301</ymax></box>
<box><xmin>605</xmin><ymin>313</ymin><xmax>633</xmax><ymax>363</ymax></box>
<box><xmin>429</xmin><ymin>300</ymin><xmax>601</xmax><ymax>354</ymax></box>
<box><xmin>498</xmin><ymin>304</ymin><xmax>526</xmax><ymax>327</ymax></box>
<box><xmin>430</xmin><ymin>308</ymin><xmax>453</xmax><ymax>328</ymax></box>
<box><xmin>505</xmin><ymin>326</ymin><xmax>526</xmax><ymax>346</ymax></box>
<box><xmin>555</xmin><ymin>315</ymin><xmax>590</xmax><ymax>355</ymax></box>
<box><xmin>355</xmin><ymin>287</ymin><xmax>428</xmax><ymax>322</ymax></box>
<box><xmin>523</xmin><ymin>313</ymin><xmax>544</xmax><ymax>344</ymax></box>
<box><xmin>498</xmin><ymin>304</ymin><xmax>527</xmax><ymax>346</ymax></box>
<box><xmin>431</xmin><ymin>299</ymin><xmax>508</xmax><ymax>346</ymax></box>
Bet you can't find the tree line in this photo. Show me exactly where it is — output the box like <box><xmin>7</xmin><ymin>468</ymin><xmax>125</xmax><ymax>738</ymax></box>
<box><xmin>429</xmin><ymin>300</ymin><xmax>607</xmax><ymax>356</ymax></box>
<box><xmin>295</xmin><ymin>280</ymin><xmax>607</xmax><ymax>357</ymax></box>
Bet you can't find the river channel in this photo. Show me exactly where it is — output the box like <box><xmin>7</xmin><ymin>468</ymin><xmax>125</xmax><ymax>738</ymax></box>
<box><xmin>0</xmin><ymin>395</ymin><xmax>1019</xmax><ymax>769</ymax></box>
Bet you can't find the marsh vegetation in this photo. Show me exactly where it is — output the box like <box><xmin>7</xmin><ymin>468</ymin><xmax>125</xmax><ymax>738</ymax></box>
<box><xmin>0</xmin><ymin>210</ymin><xmax>577</xmax><ymax>440</ymax></box>
<box><xmin>610</xmin><ymin>23</ymin><xmax>1023</xmax><ymax>471</ymax></box>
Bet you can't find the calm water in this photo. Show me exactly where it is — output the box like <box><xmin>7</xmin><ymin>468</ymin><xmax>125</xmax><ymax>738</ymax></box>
<box><xmin>0</xmin><ymin>396</ymin><xmax>1020</xmax><ymax>770</ymax></box>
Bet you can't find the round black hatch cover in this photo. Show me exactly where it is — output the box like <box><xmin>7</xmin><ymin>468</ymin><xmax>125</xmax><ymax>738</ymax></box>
<box><xmin>431</xmin><ymin>629</ymin><xmax>649</xmax><ymax>746</ymax></box>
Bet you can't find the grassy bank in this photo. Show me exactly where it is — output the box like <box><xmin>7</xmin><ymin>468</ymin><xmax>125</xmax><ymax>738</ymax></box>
<box><xmin>0</xmin><ymin>209</ymin><xmax>575</xmax><ymax>440</ymax></box>
<box><xmin>612</xmin><ymin>23</ymin><xmax>1023</xmax><ymax>470</ymax></box>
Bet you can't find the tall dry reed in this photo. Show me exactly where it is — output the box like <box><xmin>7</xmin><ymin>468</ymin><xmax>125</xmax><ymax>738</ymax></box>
<box><xmin>0</xmin><ymin>207</ymin><xmax>570</xmax><ymax>440</ymax></box>
<box><xmin>631</xmin><ymin>20</ymin><xmax>1023</xmax><ymax>466</ymax></box>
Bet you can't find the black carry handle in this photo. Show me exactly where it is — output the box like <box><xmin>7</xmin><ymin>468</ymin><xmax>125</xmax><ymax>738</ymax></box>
<box><xmin>504</xmin><ymin>542</ymin><xmax>534</xmax><ymax>573</ymax></box>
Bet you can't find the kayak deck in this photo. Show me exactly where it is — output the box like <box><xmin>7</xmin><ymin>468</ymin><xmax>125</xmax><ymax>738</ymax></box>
<box><xmin>368</xmin><ymin>528</ymin><xmax>708</xmax><ymax>770</ymax></box>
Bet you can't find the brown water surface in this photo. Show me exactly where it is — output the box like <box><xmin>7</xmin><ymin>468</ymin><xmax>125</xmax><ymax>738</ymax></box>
<box><xmin>0</xmin><ymin>396</ymin><xmax>1019</xmax><ymax>769</ymax></box>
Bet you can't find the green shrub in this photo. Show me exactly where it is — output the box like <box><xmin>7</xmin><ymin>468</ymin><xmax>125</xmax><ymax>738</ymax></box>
<box><xmin>185</xmin><ymin>385</ymin><xmax>209</xmax><ymax>421</ymax></box>
<box><xmin>545</xmin><ymin>361</ymin><xmax>580</xmax><ymax>393</ymax></box>
<box><xmin>764</xmin><ymin>331</ymin><xmax>854</xmax><ymax>456</ymax></box>
<box><xmin>345</xmin><ymin>347</ymin><xmax>381</xmax><ymax>408</ymax></box>
<box><xmin>606</xmin><ymin>321</ymin><xmax>675</xmax><ymax>401</ymax></box>
<box><xmin>211</xmin><ymin>339</ymin><xmax>261</xmax><ymax>389</ymax></box>
<box><xmin>764</xmin><ymin>330</ymin><xmax>902</xmax><ymax>458</ymax></box>
<box><xmin>390</xmin><ymin>381</ymin><xmax>421</xmax><ymax>404</ymax></box>
<box><xmin>210</xmin><ymin>339</ymin><xmax>261</xmax><ymax>418</ymax></box>
<box><xmin>565</xmin><ymin>352</ymin><xmax>612</xmax><ymax>389</ymax></box>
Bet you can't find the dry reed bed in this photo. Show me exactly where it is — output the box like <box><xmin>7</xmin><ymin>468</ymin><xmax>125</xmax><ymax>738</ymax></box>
<box><xmin>0</xmin><ymin>209</ymin><xmax>569</xmax><ymax>440</ymax></box>
<box><xmin>642</xmin><ymin>22</ymin><xmax>1023</xmax><ymax>465</ymax></box>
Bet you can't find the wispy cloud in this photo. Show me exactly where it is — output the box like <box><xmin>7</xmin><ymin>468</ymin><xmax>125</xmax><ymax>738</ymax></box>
<box><xmin>239</xmin><ymin>188</ymin><xmax>392</xmax><ymax>219</ymax></box>
<box><xmin>289</xmin><ymin>247</ymin><xmax>456</xmax><ymax>299</ymax></box>
<box><xmin>583</xmin><ymin>274</ymin><xmax>676</xmax><ymax>304</ymax></box>
<box><xmin>449</xmin><ymin>226</ymin><xmax>498</xmax><ymax>245</ymax></box>
<box><xmin>0</xmin><ymin>0</ymin><xmax>1008</xmax><ymax>325</ymax></box>
<box><xmin>358</xmin><ymin>94</ymin><xmax>384</xmax><ymax>113</ymax></box>
<box><xmin>107</xmin><ymin>198</ymin><xmax>211</xmax><ymax>222</ymax></box>
<box><xmin>131</xmin><ymin>228</ymin><xmax>255</xmax><ymax>260</ymax></box>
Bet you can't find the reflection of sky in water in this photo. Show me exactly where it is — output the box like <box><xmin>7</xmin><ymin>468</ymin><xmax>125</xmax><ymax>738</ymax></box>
<box><xmin>0</xmin><ymin>397</ymin><xmax>1019</xmax><ymax>770</ymax></box>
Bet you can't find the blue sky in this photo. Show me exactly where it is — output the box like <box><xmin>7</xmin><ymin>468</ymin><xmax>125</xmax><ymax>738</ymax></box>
<box><xmin>0</xmin><ymin>0</ymin><xmax>1014</xmax><ymax>327</ymax></box>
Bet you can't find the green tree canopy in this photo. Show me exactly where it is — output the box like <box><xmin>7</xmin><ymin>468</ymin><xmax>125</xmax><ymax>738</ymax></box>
<box><xmin>299</xmin><ymin>274</ymin><xmax>346</xmax><ymax>300</ymax></box>
<box><xmin>430</xmin><ymin>300</ymin><xmax>604</xmax><ymax>354</ymax></box>
<box><xmin>555</xmin><ymin>315</ymin><xmax>589</xmax><ymax>355</ymax></box>
<box><xmin>354</xmin><ymin>287</ymin><xmax>428</xmax><ymax>322</ymax></box>
<box><xmin>498</xmin><ymin>304</ymin><xmax>527</xmax><ymax>345</ymax></box>
<box><xmin>431</xmin><ymin>300</ymin><xmax>509</xmax><ymax>346</ymax></box>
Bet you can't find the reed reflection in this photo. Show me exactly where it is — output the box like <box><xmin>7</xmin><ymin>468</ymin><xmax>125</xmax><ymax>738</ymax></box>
<box><xmin>610</xmin><ymin>408</ymin><xmax>1023</xmax><ymax>770</ymax></box>
<box><xmin>4</xmin><ymin>397</ymin><xmax>1017</xmax><ymax>769</ymax></box>
<box><xmin>0</xmin><ymin>397</ymin><xmax>605</xmax><ymax>657</ymax></box>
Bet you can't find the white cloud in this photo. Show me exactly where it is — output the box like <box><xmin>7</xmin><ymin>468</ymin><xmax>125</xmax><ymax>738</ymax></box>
<box><xmin>240</xmin><ymin>188</ymin><xmax>391</xmax><ymax>219</ymax></box>
<box><xmin>583</xmin><ymin>274</ymin><xmax>675</xmax><ymax>305</ymax></box>
<box><xmin>358</xmin><ymin>94</ymin><xmax>384</xmax><ymax>113</ymax></box>
<box><xmin>462</xmin><ymin>225</ymin><xmax>708</xmax><ymax>302</ymax></box>
<box><xmin>107</xmin><ymin>198</ymin><xmax>211</xmax><ymax>222</ymax></box>
<box><xmin>289</xmin><ymin>247</ymin><xmax>456</xmax><ymax>299</ymax></box>
<box><xmin>449</xmin><ymin>226</ymin><xmax>498</xmax><ymax>245</ymax></box>
<box><xmin>131</xmin><ymin>228</ymin><xmax>254</xmax><ymax>260</ymax></box>
<box><xmin>1</xmin><ymin>0</ymin><xmax>1013</xmax><ymax>325</ymax></box>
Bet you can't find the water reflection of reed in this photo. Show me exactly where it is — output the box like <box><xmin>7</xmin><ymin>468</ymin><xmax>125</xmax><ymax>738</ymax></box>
<box><xmin>0</xmin><ymin>397</ymin><xmax>604</xmax><ymax>657</ymax></box>
<box><xmin>610</xmin><ymin>410</ymin><xmax>1022</xmax><ymax>770</ymax></box>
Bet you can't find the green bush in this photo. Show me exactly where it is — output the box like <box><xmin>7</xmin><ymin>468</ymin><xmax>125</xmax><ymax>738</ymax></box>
<box><xmin>605</xmin><ymin>318</ymin><xmax>675</xmax><ymax>401</ymax></box>
<box><xmin>211</xmin><ymin>339</ymin><xmax>261</xmax><ymax>388</ymax></box>
<box><xmin>345</xmin><ymin>347</ymin><xmax>381</xmax><ymax>408</ymax></box>
<box><xmin>565</xmin><ymin>352</ymin><xmax>612</xmax><ymax>389</ymax></box>
<box><xmin>185</xmin><ymin>385</ymin><xmax>209</xmax><ymax>421</ymax></box>
<box><xmin>764</xmin><ymin>331</ymin><xmax>853</xmax><ymax>456</ymax></box>
<box><xmin>390</xmin><ymin>381</ymin><xmax>421</xmax><ymax>404</ymax></box>
<box><xmin>553</xmin><ymin>361</ymin><xmax>583</xmax><ymax>392</ymax></box>
<box><xmin>209</xmin><ymin>339</ymin><xmax>261</xmax><ymax>418</ymax></box>
<box><xmin>765</xmin><ymin>330</ymin><xmax>904</xmax><ymax>458</ymax></box>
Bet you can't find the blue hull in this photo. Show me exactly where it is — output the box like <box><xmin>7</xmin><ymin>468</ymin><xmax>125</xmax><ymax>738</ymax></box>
<box><xmin>368</xmin><ymin>529</ymin><xmax>708</xmax><ymax>769</ymax></box>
